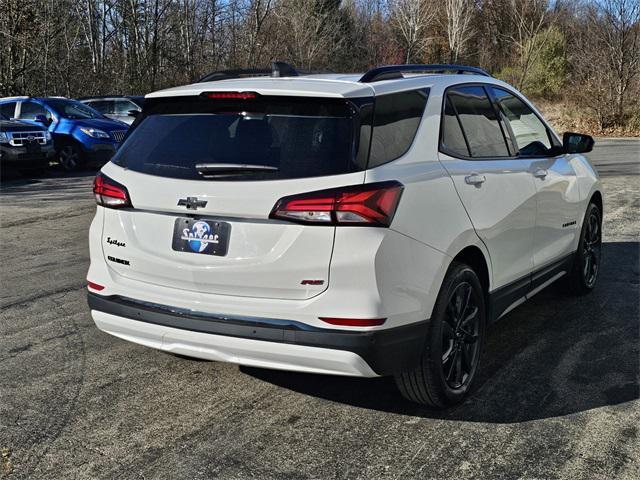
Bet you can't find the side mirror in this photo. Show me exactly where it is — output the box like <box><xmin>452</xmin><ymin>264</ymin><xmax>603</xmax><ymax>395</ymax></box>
<box><xmin>128</xmin><ymin>110</ymin><xmax>140</xmax><ymax>118</ymax></box>
<box><xmin>34</xmin><ymin>114</ymin><xmax>50</xmax><ymax>125</ymax></box>
<box><xmin>563</xmin><ymin>132</ymin><xmax>594</xmax><ymax>154</ymax></box>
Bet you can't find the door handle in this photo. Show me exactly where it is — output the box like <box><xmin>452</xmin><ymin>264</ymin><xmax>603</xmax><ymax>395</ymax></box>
<box><xmin>465</xmin><ymin>173</ymin><xmax>486</xmax><ymax>185</ymax></box>
<box><xmin>533</xmin><ymin>169</ymin><xmax>548</xmax><ymax>178</ymax></box>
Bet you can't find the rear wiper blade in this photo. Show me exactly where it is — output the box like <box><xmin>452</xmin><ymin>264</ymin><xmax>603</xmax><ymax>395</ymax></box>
<box><xmin>195</xmin><ymin>163</ymin><xmax>278</xmax><ymax>174</ymax></box>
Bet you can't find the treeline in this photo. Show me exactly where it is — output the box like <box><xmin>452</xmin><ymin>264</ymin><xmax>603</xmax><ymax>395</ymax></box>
<box><xmin>1</xmin><ymin>0</ymin><xmax>639</xmax><ymax>133</ymax></box>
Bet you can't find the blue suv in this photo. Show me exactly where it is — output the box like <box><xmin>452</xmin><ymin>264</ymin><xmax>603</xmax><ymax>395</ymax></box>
<box><xmin>0</xmin><ymin>97</ymin><xmax>128</xmax><ymax>171</ymax></box>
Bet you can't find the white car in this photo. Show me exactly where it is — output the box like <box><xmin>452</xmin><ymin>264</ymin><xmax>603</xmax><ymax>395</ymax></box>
<box><xmin>87</xmin><ymin>63</ymin><xmax>602</xmax><ymax>407</ymax></box>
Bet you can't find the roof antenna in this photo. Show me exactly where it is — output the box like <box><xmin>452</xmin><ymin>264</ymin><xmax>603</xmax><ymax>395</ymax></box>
<box><xmin>271</xmin><ymin>61</ymin><xmax>299</xmax><ymax>78</ymax></box>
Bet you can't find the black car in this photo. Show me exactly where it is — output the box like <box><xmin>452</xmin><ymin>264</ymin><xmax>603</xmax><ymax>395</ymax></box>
<box><xmin>0</xmin><ymin>112</ymin><xmax>55</xmax><ymax>172</ymax></box>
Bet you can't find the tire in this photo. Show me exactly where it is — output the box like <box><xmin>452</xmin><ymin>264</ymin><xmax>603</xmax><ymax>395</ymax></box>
<box><xmin>58</xmin><ymin>142</ymin><xmax>83</xmax><ymax>172</ymax></box>
<box><xmin>395</xmin><ymin>262</ymin><xmax>486</xmax><ymax>407</ymax></box>
<box><xmin>565</xmin><ymin>202</ymin><xmax>602</xmax><ymax>295</ymax></box>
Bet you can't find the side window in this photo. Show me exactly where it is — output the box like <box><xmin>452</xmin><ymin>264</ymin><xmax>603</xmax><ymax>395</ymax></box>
<box><xmin>18</xmin><ymin>101</ymin><xmax>49</xmax><ymax>120</ymax></box>
<box><xmin>369</xmin><ymin>89</ymin><xmax>428</xmax><ymax>168</ymax></box>
<box><xmin>113</xmin><ymin>100</ymin><xmax>138</xmax><ymax>115</ymax></box>
<box><xmin>88</xmin><ymin>100</ymin><xmax>112</xmax><ymax>114</ymax></box>
<box><xmin>446</xmin><ymin>86</ymin><xmax>509</xmax><ymax>158</ymax></box>
<box><xmin>441</xmin><ymin>97</ymin><xmax>470</xmax><ymax>157</ymax></box>
<box><xmin>0</xmin><ymin>102</ymin><xmax>17</xmax><ymax>118</ymax></box>
<box><xmin>491</xmin><ymin>87</ymin><xmax>552</xmax><ymax>156</ymax></box>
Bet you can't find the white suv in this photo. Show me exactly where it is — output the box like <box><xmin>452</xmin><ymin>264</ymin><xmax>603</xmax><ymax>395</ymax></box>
<box><xmin>87</xmin><ymin>63</ymin><xmax>602</xmax><ymax>407</ymax></box>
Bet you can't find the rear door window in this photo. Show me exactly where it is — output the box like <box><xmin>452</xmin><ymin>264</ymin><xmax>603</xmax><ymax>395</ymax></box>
<box><xmin>113</xmin><ymin>95</ymin><xmax>368</xmax><ymax>181</ymax></box>
<box><xmin>491</xmin><ymin>87</ymin><xmax>552</xmax><ymax>156</ymax></box>
<box><xmin>368</xmin><ymin>89</ymin><xmax>428</xmax><ymax>167</ymax></box>
<box><xmin>445</xmin><ymin>86</ymin><xmax>510</xmax><ymax>158</ymax></box>
<box><xmin>441</xmin><ymin>97</ymin><xmax>470</xmax><ymax>157</ymax></box>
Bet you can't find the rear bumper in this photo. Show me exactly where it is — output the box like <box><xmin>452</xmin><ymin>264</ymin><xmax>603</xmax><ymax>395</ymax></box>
<box><xmin>88</xmin><ymin>292</ymin><xmax>428</xmax><ymax>377</ymax></box>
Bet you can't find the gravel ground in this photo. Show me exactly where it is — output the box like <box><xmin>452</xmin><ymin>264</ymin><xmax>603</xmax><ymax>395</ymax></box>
<box><xmin>1</xmin><ymin>139</ymin><xmax>638</xmax><ymax>479</ymax></box>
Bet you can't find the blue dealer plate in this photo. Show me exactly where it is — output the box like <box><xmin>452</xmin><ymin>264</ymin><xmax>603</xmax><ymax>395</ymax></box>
<box><xmin>171</xmin><ymin>218</ymin><xmax>230</xmax><ymax>256</ymax></box>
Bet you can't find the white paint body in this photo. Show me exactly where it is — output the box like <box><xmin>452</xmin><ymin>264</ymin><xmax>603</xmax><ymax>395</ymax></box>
<box><xmin>87</xmin><ymin>73</ymin><xmax>601</xmax><ymax>376</ymax></box>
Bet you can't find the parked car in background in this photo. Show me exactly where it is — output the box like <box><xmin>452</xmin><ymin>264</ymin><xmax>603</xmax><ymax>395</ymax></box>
<box><xmin>0</xmin><ymin>112</ymin><xmax>55</xmax><ymax>173</ymax></box>
<box><xmin>78</xmin><ymin>95</ymin><xmax>145</xmax><ymax>126</ymax></box>
<box><xmin>0</xmin><ymin>97</ymin><xmax>128</xmax><ymax>171</ymax></box>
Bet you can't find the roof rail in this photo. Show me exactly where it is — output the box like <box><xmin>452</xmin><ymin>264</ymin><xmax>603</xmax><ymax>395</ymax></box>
<box><xmin>198</xmin><ymin>61</ymin><xmax>300</xmax><ymax>83</ymax></box>
<box><xmin>198</xmin><ymin>68</ymin><xmax>271</xmax><ymax>83</ymax></box>
<box><xmin>0</xmin><ymin>96</ymin><xmax>30</xmax><ymax>101</ymax></box>
<box><xmin>359</xmin><ymin>64</ymin><xmax>491</xmax><ymax>83</ymax></box>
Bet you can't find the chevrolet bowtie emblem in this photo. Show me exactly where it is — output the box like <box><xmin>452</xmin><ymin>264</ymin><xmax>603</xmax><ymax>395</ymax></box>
<box><xmin>177</xmin><ymin>197</ymin><xmax>208</xmax><ymax>210</ymax></box>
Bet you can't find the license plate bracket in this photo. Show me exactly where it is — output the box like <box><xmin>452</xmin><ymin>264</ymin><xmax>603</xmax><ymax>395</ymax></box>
<box><xmin>171</xmin><ymin>218</ymin><xmax>230</xmax><ymax>256</ymax></box>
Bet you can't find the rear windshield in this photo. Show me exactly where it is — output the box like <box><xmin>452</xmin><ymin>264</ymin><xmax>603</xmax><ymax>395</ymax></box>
<box><xmin>113</xmin><ymin>95</ymin><xmax>370</xmax><ymax>181</ymax></box>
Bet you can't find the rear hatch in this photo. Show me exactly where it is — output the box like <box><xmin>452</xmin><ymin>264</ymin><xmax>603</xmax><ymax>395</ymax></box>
<box><xmin>99</xmin><ymin>93</ymin><xmax>371</xmax><ymax>300</ymax></box>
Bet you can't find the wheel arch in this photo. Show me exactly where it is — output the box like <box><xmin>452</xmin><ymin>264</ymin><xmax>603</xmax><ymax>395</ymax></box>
<box><xmin>590</xmin><ymin>190</ymin><xmax>603</xmax><ymax>215</ymax></box>
<box><xmin>451</xmin><ymin>245</ymin><xmax>491</xmax><ymax>297</ymax></box>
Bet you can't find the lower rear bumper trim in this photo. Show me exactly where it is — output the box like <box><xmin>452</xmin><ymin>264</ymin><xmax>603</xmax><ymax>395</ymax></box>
<box><xmin>87</xmin><ymin>292</ymin><xmax>427</xmax><ymax>376</ymax></box>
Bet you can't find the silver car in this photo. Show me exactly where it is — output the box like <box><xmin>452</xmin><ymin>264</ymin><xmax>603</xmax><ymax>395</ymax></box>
<box><xmin>78</xmin><ymin>96</ymin><xmax>144</xmax><ymax>126</ymax></box>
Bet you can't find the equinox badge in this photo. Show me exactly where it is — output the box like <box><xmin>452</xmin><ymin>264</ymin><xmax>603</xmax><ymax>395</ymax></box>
<box><xmin>178</xmin><ymin>197</ymin><xmax>208</xmax><ymax>210</ymax></box>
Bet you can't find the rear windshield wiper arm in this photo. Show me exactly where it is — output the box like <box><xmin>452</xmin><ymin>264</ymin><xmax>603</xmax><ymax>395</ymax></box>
<box><xmin>195</xmin><ymin>163</ymin><xmax>278</xmax><ymax>175</ymax></box>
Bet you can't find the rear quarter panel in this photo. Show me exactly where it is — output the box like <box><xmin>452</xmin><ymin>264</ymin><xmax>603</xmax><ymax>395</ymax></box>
<box><xmin>362</xmin><ymin>88</ymin><xmax>493</xmax><ymax>321</ymax></box>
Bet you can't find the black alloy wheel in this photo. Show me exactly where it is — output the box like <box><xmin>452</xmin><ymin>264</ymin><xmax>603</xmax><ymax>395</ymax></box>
<box><xmin>58</xmin><ymin>144</ymin><xmax>81</xmax><ymax>171</ymax></box>
<box><xmin>565</xmin><ymin>202</ymin><xmax>602</xmax><ymax>295</ymax></box>
<box><xmin>442</xmin><ymin>281</ymin><xmax>481</xmax><ymax>390</ymax></box>
<box><xmin>582</xmin><ymin>208</ymin><xmax>601</xmax><ymax>288</ymax></box>
<box><xmin>395</xmin><ymin>262</ymin><xmax>486</xmax><ymax>407</ymax></box>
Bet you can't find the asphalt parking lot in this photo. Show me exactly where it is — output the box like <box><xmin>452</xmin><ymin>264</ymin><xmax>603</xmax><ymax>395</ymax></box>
<box><xmin>1</xmin><ymin>139</ymin><xmax>639</xmax><ymax>479</ymax></box>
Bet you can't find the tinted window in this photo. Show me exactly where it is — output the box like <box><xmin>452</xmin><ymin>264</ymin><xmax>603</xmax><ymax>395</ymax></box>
<box><xmin>130</xmin><ymin>96</ymin><xmax>145</xmax><ymax>108</ymax></box>
<box><xmin>492</xmin><ymin>87</ymin><xmax>551</xmax><ymax>156</ymax></box>
<box><xmin>19</xmin><ymin>101</ymin><xmax>48</xmax><ymax>120</ymax></box>
<box><xmin>0</xmin><ymin>102</ymin><xmax>16</xmax><ymax>118</ymax></box>
<box><xmin>113</xmin><ymin>99</ymin><xmax>138</xmax><ymax>115</ymax></box>
<box><xmin>447</xmin><ymin>86</ymin><xmax>509</xmax><ymax>157</ymax></box>
<box><xmin>369</xmin><ymin>89</ymin><xmax>428</xmax><ymax>167</ymax></box>
<box><xmin>441</xmin><ymin>97</ymin><xmax>469</xmax><ymax>157</ymax></box>
<box><xmin>113</xmin><ymin>96</ymin><xmax>364</xmax><ymax>181</ymax></box>
<box><xmin>87</xmin><ymin>100</ymin><xmax>113</xmax><ymax>114</ymax></box>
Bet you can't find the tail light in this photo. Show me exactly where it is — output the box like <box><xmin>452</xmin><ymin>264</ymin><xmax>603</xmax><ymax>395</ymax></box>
<box><xmin>93</xmin><ymin>173</ymin><xmax>131</xmax><ymax>208</ymax></box>
<box><xmin>270</xmin><ymin>181</ymin><xmax>403</xmax><ymax>227</ymax></box>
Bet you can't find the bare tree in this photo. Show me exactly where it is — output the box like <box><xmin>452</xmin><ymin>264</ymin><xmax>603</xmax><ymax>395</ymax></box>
<box><xmin>245</xmin><ymin>0</ymin><xmax>275</xmax><ymax>67</ymax></box>
<box><xmin>598</xmin><ymin>0</ymin><xmax>640</xmax><ymax>124</ymax></box>
<box><xmin>0</xmin><ymin>0</ymin><xmax>638</xmax><ymax>134</ymax></box>
<box><xmin>273</xmin><ymin>0</ymin><xmax>345</xmax><ymax>70</ymax></box>
<box><xmin>572</xmin><ymin>0</ymin><xmax>640</xmax><ymax>128</ymax></box>
<box><xmin>443</xmin><ymin>0</ymin><xmax>475</xmax><ymax>62</ymax></box>
<box><xmin>505</xmin><ymin>0</ymin><xmax>552</xmax><ymax>90</ymax></box>
<box><xmin>391</xmin><ymin>0</ymin><xmax>435</xmax><ymax>64</ymax></box>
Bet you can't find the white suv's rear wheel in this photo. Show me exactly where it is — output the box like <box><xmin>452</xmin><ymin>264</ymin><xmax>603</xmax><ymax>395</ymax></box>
<box><xmin>395</xmin><ymin>262</ymin><xmax>486</xmax><ymax>407</ymax></box>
